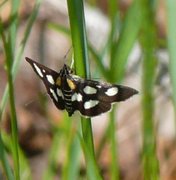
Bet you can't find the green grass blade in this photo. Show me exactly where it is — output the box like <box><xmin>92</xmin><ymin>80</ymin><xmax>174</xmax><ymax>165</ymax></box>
<box><xmin>78</xmin><ymin>134</ymin><xmax>102</xmax><ymax>180</ymax></box>
<box><xmin>67</xmin><ymin>0</ymin><xmax>101</xmax><ymax>178</ymax></box>
<box><xmin>106</xmin><ymin>1</ymin><xmax>120</xmax><ymax>179</ymax></box>
<box><xmin>88</xmin><ymin>45</ymin><xmax>109</xmax><ymax>78</ymax></box>
<box><xmin>67</xmin><ymin>0</ymin><xmax>92</xmax><ymax>151</ymax></box>
<box><xmin>0</xmin><ymin>19</ymin><xmax>20</xmax><ymax>180</ymax></box>
<box><xmin>110</xmin><ymin>0</ymin><xmax>142</xmax><ymax>83</ymax></box>
<box><xmin>0</xmin><ymin>1</ymin><xmax>43</xmax><ymax>179</ymax></box>
<box><xmin>44</xmin><ymin>115</ymin><xmax>80</xmax><ymax>180</ymax></box>
<box><xmin>43</xmin><ymin>130</ymin><xmax>62</xmax><ymax>180</ymax></box>
<box><xmin>140</xmin><ymin>1</ymin><xmax>159</xmax><ymax>179</ymax></box>
<box><xmin>47</xmin><ymin>22</ymin><xmax>70</xmax><ymax>36</ymax></box>
<box><xmin>43</xmin><ymin>114</ymin><xmax>73</xmax><ymax>180</ymax></box>
<box><xmin>108</xmin><ymin>0</ymin><xmax>118</xmax><ymax>20</ymax></box>
<box><xmin>0</xmin><ymin>22</ymin><xmax>14</xmax><ymax>180</ymax></box>
<box><xmin>108</xmin><ymin>107</ymin><xmax>119</xmax><ymax>180</ymax></box>
<box><xmin>67</xmin><ymin>0</ymin><xmax>90</xmax><ymax>76</ymax></box>
<box><xmin>0</xmin><ymin>0</ymin><xmax>43</xmax><ymax>121</ymax></box>
<box><xmin>0</xmin><ymin>134</ymin><xmax>14</xmax><ymax>180</ymax></box>
<box><xmin>0</xmin><ymin>0</ymin><xmax>8</xmax><ymax>8</ymax></box>
<box><xmin>6</xmin><ymin>36</ymin><xmax>20</xmax><ymax>180</ymax></box>
<box><xmin>166</xmin><ymin>0</ymin><xmax>176</xmax><ymax>123</ymax></box>
<box><xmin>9</xmin><ymin>0</ymin><xmax>20</xmax><ymax>53</ymax></box>
<box><xmin>62</xmin><ymin>130</ymin><xmax>81</xmax><ymax>180</ymax></box>
<box><xmin>2</xmin><ymin>131</ymin><xmax>32</xmax><ymax>180</ymax></box>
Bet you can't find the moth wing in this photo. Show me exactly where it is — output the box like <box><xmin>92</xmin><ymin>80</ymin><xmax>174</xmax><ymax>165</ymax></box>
<box><xmin>25</xmin><ymin>57</ymin><xmax>65</xmax><ymax>110</ymax></box>
<box><xmin>71</xmin><ymin>78</ymin><xmax>138</xmax><ymax>117</ymax></box>
<box><xmin>97</xmin><ymin>83</ymin><xmax>138</xmax><ymax>102</ymax></box>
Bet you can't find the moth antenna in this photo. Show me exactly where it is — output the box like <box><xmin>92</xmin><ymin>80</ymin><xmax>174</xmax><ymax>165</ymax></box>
<box><xmin>63</xmin><ymin>47</ymin><xmax>72</xmax><ymax>60</ymax></box>
<box><xmin>24</xmin><ymin>99</ymin><xmax>36</xmax><ymax>107</ymax></box>
<box><xmin>24</xmin><ymin>92</ymin><xmax>48</xmax><ymax>107</ymax></box>
<box><xmin>70</xmin><ymin>54</ymin><xmax>74</xmax><ymax>69</ymax></box>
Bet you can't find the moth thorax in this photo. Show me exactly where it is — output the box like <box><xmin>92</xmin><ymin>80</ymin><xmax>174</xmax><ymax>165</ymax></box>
<box><xmin>59</xmin><ymin>64</ymin><xmax>71</xmax><ymax>76</ymax></box>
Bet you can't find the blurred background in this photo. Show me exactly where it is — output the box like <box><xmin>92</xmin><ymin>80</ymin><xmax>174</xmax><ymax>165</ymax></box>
<box><xmin>0</xmin><ymin>0</ymin><xmax>175</xmax><ymax>179</ymax></box>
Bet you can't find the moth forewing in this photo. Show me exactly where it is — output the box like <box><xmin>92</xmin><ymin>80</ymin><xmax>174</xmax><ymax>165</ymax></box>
<box><xmin>25</xmin><ymin>57</ymin><xmax>65</xmax><ymax>110</ymax></box>
<box><xmin>114</xmin><ymin>85</ymin><xmax>138</xmax><ymax>102</ymax></box>
<box><xmin>25</xmin><ymin>57</ymin><xmax>59</xmax><ymax>79</ymax></box>
<box><xmin>98</xmin><ymin>85</ymin><xmax>138</xmax><ymax>103</ymax></box>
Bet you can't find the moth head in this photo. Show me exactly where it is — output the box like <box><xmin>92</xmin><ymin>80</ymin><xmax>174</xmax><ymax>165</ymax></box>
<box><xmin>59</xmin><ymin>64</ymin><xmax>73</xmax><ymax>76</ymax></box>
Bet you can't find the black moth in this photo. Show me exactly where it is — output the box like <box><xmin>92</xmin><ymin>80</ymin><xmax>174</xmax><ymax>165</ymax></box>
<box><xmin>26</xmin><ymin>57</ymin><xmax>138</xmax><ymax>117</ymax></box>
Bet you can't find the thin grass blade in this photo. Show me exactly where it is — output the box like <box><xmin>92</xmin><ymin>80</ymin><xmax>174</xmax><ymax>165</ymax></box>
<box><xmin>0</xmin><ymin>0</ymin><xmax>43</xmax><ymax>120</ymax></box>
<box><xmin>166</xmin><ymin>0</ymin><xmax>176</xmax><ymax>124</ymax></box>
<box><xmin>67</xmin><ymin>0</ymin><xmax>101</xmax><ymax>178</ymax></box>
<box><xmin>140</xmin><ymin>1</ymin><xmax>159</xmax><ymax>179</ymax></box>
<box><xmin>110</xmin><ymin>0</ymin><xmax>142</xmax><ymax>83</ymax></box>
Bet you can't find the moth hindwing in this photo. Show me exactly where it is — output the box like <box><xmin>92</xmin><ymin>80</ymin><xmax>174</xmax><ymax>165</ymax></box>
<box><xmin>25</xmin><ymin>57</ymin><xmax>138</xmax><ymax>117</ymax></box>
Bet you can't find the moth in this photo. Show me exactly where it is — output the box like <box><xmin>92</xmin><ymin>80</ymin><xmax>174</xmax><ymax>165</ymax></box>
<box><xmin>26</xmin><ymin>57</ymin><xmax>138</xmax><ymax>117</ymax></box>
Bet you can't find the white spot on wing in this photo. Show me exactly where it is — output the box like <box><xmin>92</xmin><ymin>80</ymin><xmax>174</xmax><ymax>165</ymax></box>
<box><xmin>50</xmin><ymin>88</ymin><xmax>58</xmax><ymax>101</ymax></box>
<box><xmin>71</xmin><ymin>93</ymin><xmax>77</xmax><ymax>101</ymax></box>
<box><xmin>83</xmin><ymin>86</ymin><xmax>97</xmax><ymax>94</ymax></box>
<box><xmin>46</xmin><ymin>75</ymin><xmax>55</xmax><ymax>84</ymax></box>
<box><xmin>105</xmin><ymin>87</ymin><xmax>118</xmax><ymax>96</ymax></box>
<box><xmin>34</xmin><ymin>63</ymin><xmax>43</xmax><ymax>78</ymax></box>
<box><xmin>71</xmin><ymin>75</ymin><xmax>80</xmax><ymax>81</ymax></box>
<box><xmin>77</xmin><ymin>94</ymin><xmax>83</xmax><ymax>101</ymax></box>
<box><xmin>84</xmin><ymin>100</ymin><xmax>99</xmax><ymax>109</ymax></box>
<box><xmin>72</xmin><ymin>93</ymin><xmax>83</xmax><ymax>102</ymax></box>
<box><xmin>57</xmin><ymin>89</ymin><xmax>64</xmax><ymax>99</ymax></box>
